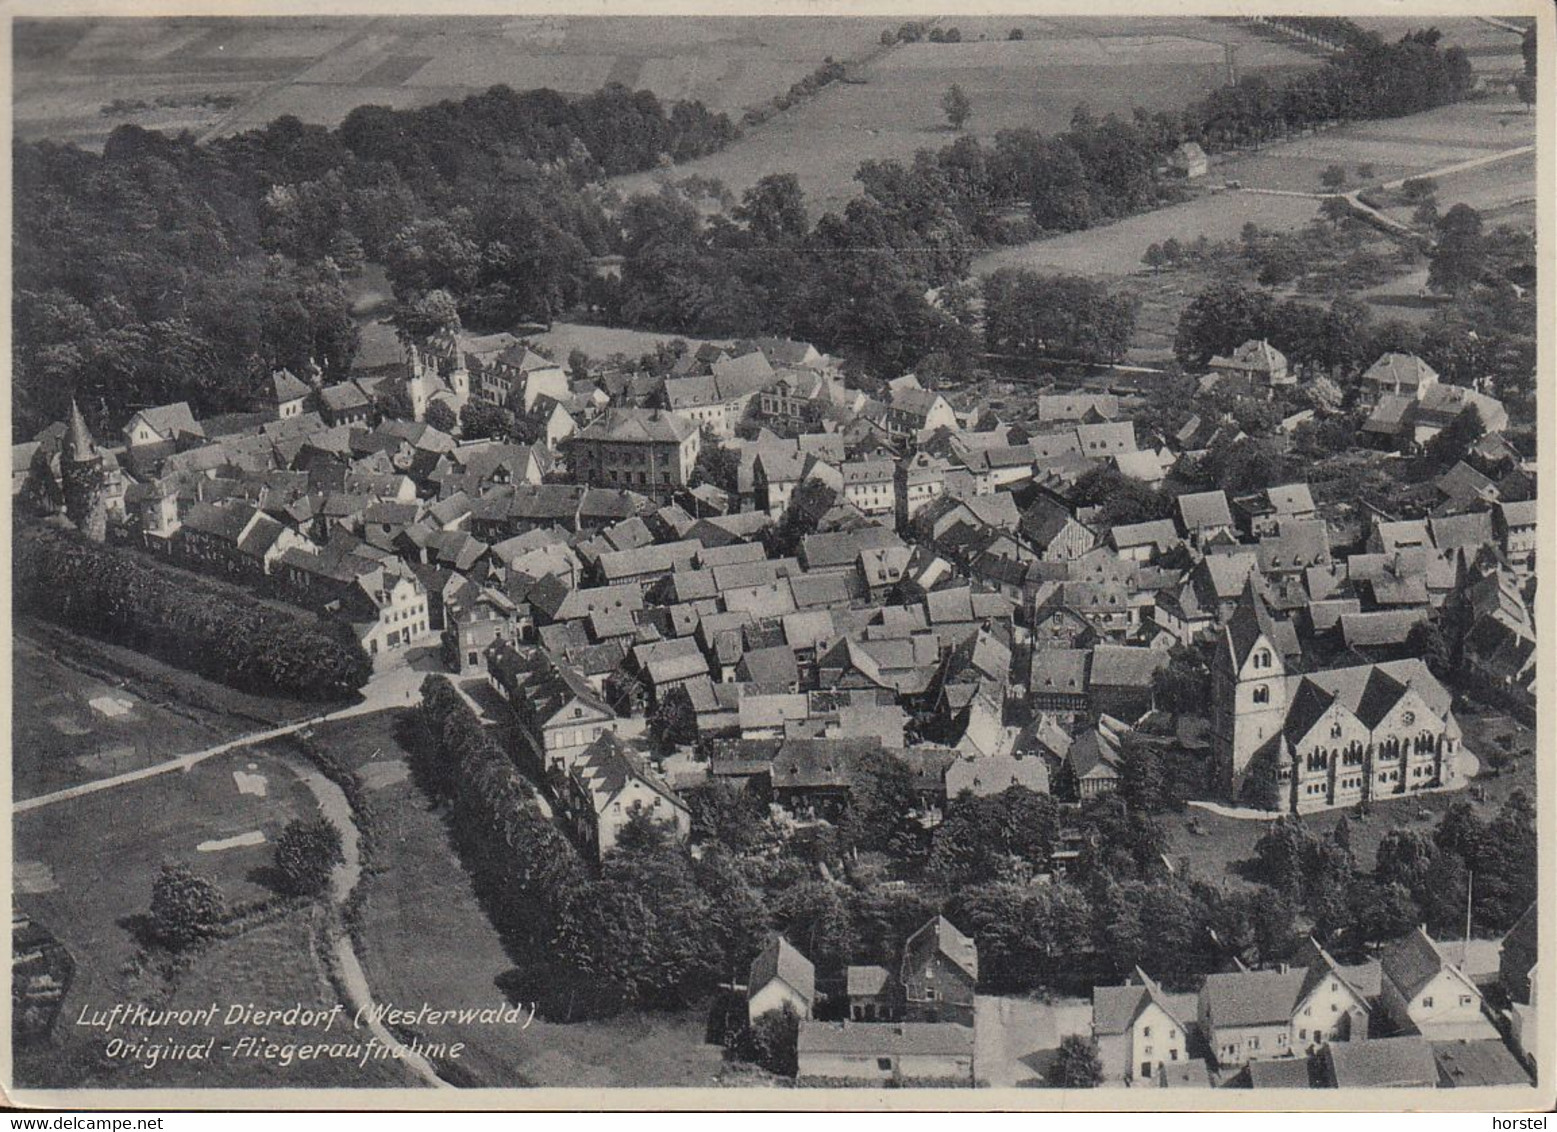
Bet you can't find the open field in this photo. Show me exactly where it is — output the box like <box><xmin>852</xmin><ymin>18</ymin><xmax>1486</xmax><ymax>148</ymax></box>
<box><xmin>976</xmin><ymin>189</ymin><xmax>1322</xmax><ymax>280</ymax></box>
<box><xmin>1213</xmin><ymin>97</ymin><xmax>1537</xmax><ymax>193</ymax></box>
<box><xmin>528</xmin><ymin>321</ymin><xmax>733</xmax><ymax>364</ymax></box>
<box><xmin>315</xmin><ymin>710</ymin><xmax>728</xmax><ymax>1087</ymax></box>
<box><xmin>13</xmin><ymin>623</ymin><xmax>325</xmax><ymax>800</ymax></box>
<box><xmin>144</xmin><ymin>911</ymin><xmax>414</xmax><ymax>1088</ymax></box>
<box><xmin>11</xmin><ymin>736</ymin><xmax>350</xmax><ymax>1087</ymax></box>
<box><xmin>1377</xmin><ymin>147</ymin><xmax>1537</xmax><ymax>226</ymax></box>
<box><xmin>613</xmin><ymin>18</ymin><xmax>1319</xmax><ymax>216</ymax></box>
<box><xmin>13</xmin><ymin>16</ymin><xmax>887</xmax><ymax>150</ymax></box>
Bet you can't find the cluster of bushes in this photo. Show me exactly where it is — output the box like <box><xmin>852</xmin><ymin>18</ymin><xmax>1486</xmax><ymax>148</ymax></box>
<box><xmin>1188</xmin><ymin>28</ymin><xmax>1474</xmax><ymax>152</ymax></box>
<box><xmin>880</xmin><ymin>22</ymin><xmax>932</xmax><ymax>44</ymax></box>
<box><xmin>1142</xmin><ymin>234</ymin><xmax>1219</xmax><ymax>271</ymax></box>
<box><xmin>14</xmin><ymin>524</ymin><xmax>371</xmax><ymax>700</ymax></box>
<box><xmin>981</xmin><ymin>270</ymin><xmax>1138</xmax><ymax>363</ymax></box>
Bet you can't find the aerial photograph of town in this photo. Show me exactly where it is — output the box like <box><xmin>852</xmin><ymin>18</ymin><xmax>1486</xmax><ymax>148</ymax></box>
<box><xmin>7</xmin><ymin>4</ymin><xmax>1548</xmax><ymax>1107</ymax></box>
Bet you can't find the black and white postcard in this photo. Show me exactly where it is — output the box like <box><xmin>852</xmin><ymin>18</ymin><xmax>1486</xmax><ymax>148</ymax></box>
<box><xmin>5</xmin><ymin>0</ymin><xmax>1552</xmax><ymax>1111</ymax></box>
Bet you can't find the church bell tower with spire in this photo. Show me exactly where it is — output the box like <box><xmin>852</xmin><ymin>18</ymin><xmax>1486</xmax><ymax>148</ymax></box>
<box><xmin>61</xmin><ymin>397</ymin><xmax>110</xmax><ymax>542</ymax></box>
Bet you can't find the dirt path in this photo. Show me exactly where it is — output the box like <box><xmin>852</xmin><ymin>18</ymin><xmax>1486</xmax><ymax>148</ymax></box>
<box><xmin>15</xmin><ymin>656</ymin><xmax>432</xmax><ymax>814</ymax></box>
<box><xmin>288</xmin><ymin>760</ymin><xmax>453</xmax><ymax>1090</ymax></box>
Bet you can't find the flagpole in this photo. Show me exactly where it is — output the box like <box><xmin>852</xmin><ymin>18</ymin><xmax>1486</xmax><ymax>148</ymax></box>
<box><xmin>1464</xmin><ymin>870</ymin><xmax>1473</xmax><ymax>952</ymax></box>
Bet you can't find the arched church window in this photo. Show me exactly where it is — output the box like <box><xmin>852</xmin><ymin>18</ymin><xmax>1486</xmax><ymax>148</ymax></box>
<box><xmin>1253</xmin><ymin>684</ymin><xmax>1270</xmax><ymax>704</ymax></box>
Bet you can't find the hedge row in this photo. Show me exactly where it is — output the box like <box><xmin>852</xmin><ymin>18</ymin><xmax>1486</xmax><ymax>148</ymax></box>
<box><xmin>417</xmin><ymin>676</ymin><xmax>586</xmax><ymax>949</ymax></box>
<box><xmin>14</xmin><ymin>523</ymin><xmax>371</xmax><ymax>700</ymax></box>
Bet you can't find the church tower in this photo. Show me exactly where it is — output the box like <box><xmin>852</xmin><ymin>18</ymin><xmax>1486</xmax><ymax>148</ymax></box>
<box><xmin>405</xmin><ymin>342</ymin><xmax>429</xmax><ymax>423</ymax></box>
<box><xmin>1211</xmin><ymin>581</ymin><xmax>1290</xmax><ymax>799</ymax></box>
<box><xmin>447</xmin><ymin>352</ymin><xmax>470</xmax><ymax>407</ymax></box>
<box><xmin>61</xmin><ymin>397</ymin><xmax>109</xmax><ymax>542</ymax></box>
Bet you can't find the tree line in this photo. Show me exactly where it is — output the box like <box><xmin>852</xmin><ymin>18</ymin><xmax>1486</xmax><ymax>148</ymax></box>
<box><xmin>14</xmin><ymin>523</ymin><xmax>372</xmax><ymax>700</ymax></box>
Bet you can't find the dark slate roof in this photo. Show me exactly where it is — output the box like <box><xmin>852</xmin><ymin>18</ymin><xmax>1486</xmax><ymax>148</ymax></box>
<box><xmin>1224</xmin><ymin>582</ymin><xmax>1281</xmax><ymax>670</ymax></box>
<box><xmin>1246</xmin><ymin>1059</ymin><xmax>1313</xmax><ymax>1088</ymax></box>
<box><xmin>905</xmin><ymin>916</ymin><xmax>978</xmax><ymax>981</ymax></box>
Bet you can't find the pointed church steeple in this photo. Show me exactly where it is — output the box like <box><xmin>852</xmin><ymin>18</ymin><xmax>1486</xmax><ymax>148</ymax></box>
<box><xmin>65</xmin><ymin>397</ymin><xmax>98</xmax><ymax>464</ymax></box>
<box><xmin>61</xmin><ymin>397</ymin><xmax>110</xmax><ymax>542</ymax></box>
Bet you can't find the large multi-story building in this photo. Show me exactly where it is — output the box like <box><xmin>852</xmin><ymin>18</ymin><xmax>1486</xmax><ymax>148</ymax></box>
<box><xmin>1213</xmin><ymin>584</ymin><xmax>1464</xmax><ymax>812</ymax></box>
<box><xmin>566</xmin><ymin>408</ymin><xmax>701</xmax><ymax>501</ymax></box>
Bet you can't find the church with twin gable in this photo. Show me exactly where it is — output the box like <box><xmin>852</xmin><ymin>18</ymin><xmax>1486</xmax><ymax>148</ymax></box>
<box><xmin>1212</xmin><ymin>585</ymin><xmax>1467</xmax><ymax>814</ymax></box>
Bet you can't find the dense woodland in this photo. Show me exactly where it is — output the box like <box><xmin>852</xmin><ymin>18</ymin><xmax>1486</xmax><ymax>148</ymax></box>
<box><xmin>13</xmin><ymin>86</ymin><xmax>735</xmax><ymax>439</ymax></box>
<box><xmin>13</xmin><ymin>24</ymin><xmax>1488</xmax><ymax>440</ymax></box>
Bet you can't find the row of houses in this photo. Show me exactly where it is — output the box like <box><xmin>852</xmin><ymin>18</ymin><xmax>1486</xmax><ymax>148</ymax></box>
<box><xmin>1095</xmin><ymin>917</ymin><xmax>1537</xmax><ymax>1090</ymax></box>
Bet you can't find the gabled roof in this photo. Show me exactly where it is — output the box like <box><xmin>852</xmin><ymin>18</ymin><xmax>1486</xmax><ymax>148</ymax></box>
<box><xmin>1429</xmin><ymin>511</ymin><xmax>1495</xmax><ymax>555</ymax></box>
<box><xmin>905</xmin><ymin>916</ymin><xmax>978</xmax><ymax>981</ymax></box>
<box><xmin>568</xmin><ymin>730</ymin><xmax>685</xmax><ymax>817</ymax></box>
<box><xmin>1363</xmin><ymin>352</ymin><xmax>1439</xmax><ymax>388</ymax></box>
<box><xmin>1030</xmin><ymin>647</ymin><xmax>1089</xmax><ymax>694</ymax></box>
<box><xmin>319</xmin><ymin>383</ymin><xmax>371</xmax><ymax>412</ymax></box>
<box><xmin>1178</xmin><ymin>490</ymin><xmax>1233</xmax><ymax>531</ymax></box>
<box><xmin>272</xmin><ymin>369</ymin><xmax>311</xmax><ymax>402</ymax></box>
<box><xmin>1224</xmin><ymin>581</ymin><xmax>1281</xmax><ymax>671</ymax></box>
<box><xmin>1502</xmin><ymin>903</ymin><xmax>1537</xmax><ymax>961</ymax></box>
<box><xmin>1202</xmin><ymin>967</ymin><xmax>1307</xmax><ymax>1028</ymax></box>
<box><xmin>748</xmin><ymin>935</ymin><xmax>816</xmax><ymax>1004</ymax></box>
<box><xmin>1325</xmin><ymin>1036</ymin><xmax>1437</xmax><ymax>1088</ymax></box>
<box><xmin>1341</xmin><ymin>609</ymin><xmax>1427</xmax><ymax>649</ymax></box>
<box><xmin>129</xmin><ymin>401</ymin><xmax>203</xmax><ymax>440</ymax></box>
<box><xmin>1381</xmin><ymin>926</ymin><xmax>1458</xmax><ymax>1002</ymax></box>
<box><xmin>1495</xmin><ymin>498</ymin><xmax>1536</xmax><ymax>528</ymax></box>
<box><xmin>1108</xmin><ymin>516</ymin><xmax>1177</xmax><ymax>554</ymax></box>
<box><xmin>575</xmin><ymin>407</ymin><xmax>698</xmax><ymax>445</ymax></box>
<box><xmin>846</xmin><ymin>965</ymin><xmax>891</xmax><ymax>997</ymax></box>
<box><xmin>1246</xmin><ymin>1059</ymin><xmax>1313</xmax><ymax>1088</ymax></box>
<box><xmin>1300</xmin><ymin>659</ymin><xmax>1452</xmax><ymax>723</ymax></box>
<box><xmin>1292</xmin><ymin>937</ymin><xmax>1372</xmax><ymax>1015</ymax></box>
<box><xmin>1092</xmin><ymin>968</ymin><xmax>1195</xmax><ymax>1036</ymax></box>
<box><xmin>944</xmin><ymin>753</ymin><xmax>1048</xmax><ymax>798</ymax></box>
<box><xmin>181</xmin><ymin>500</ymin><xmax>256</xmax><ymax>544</ymax></box>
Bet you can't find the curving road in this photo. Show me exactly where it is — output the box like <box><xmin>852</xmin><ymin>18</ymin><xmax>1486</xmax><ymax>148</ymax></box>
<box><xmin>289</xmin><ymin>762</ymin><xmax>453</xmax><ymax>1090</ymax></box>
